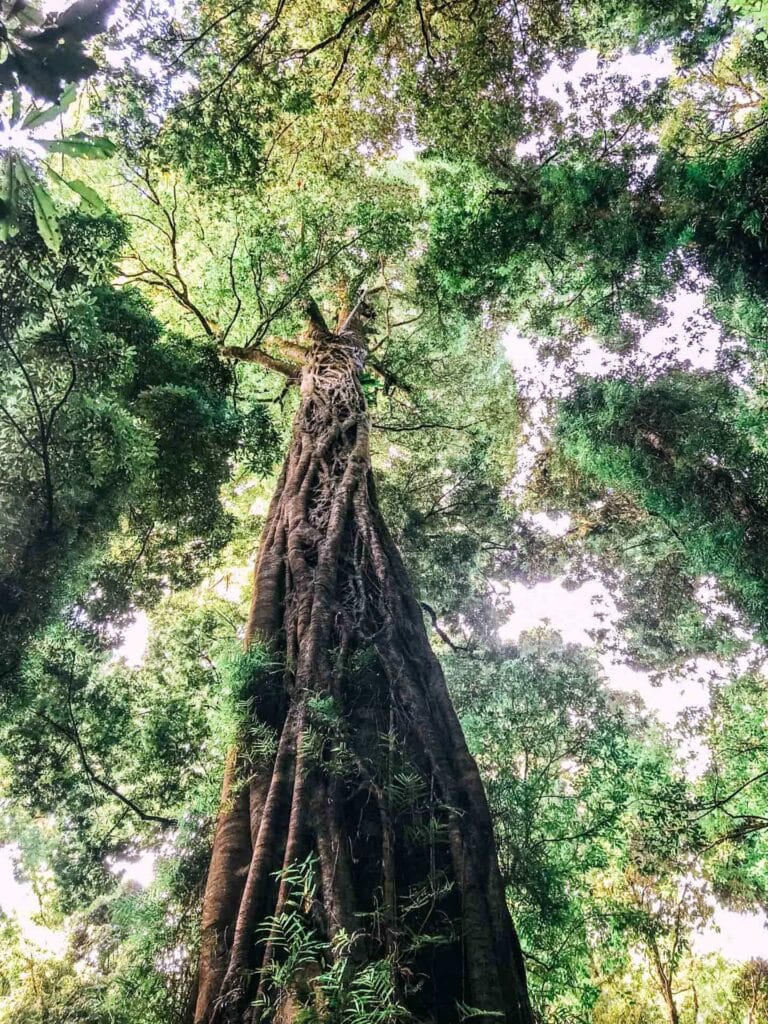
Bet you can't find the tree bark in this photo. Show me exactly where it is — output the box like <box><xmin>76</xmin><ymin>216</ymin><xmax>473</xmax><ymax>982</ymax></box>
<box><xmin>195</xmin><ymin>305</ymin><xmax>533</xmax><ymax>1024</ymax></box>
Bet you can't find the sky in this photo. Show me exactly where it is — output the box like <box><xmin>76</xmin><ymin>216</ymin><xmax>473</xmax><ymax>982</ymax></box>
<box><xmin>2</xmin><ymin>30</ymin><xmax>766</xmax><ymax>986</ymax></box>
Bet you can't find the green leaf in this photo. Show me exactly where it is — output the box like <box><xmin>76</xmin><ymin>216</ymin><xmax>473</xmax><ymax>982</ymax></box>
<box><xmin>14</xmin><ymin>158</ymin><xmax>61</xmax><ymax>251</ymax></box>
<box><xmin>37</xmin><ymin>133</ymin><xmax>116</xmax><ymax>160</ymax></box>
<box><xmin>46</xmin><ymin>163</ymin><xmax>107</xmax><ymax>214</ymax></box>
<box><xmin>22</xmin><ymin>82</ymin><xmax>78</xmax><ymax>129</ymax></box>
<box><xmin>56</xmin><ymin>173</ymin><xmax>106</xmax><ymax>215</ymax></box>
<box><xmin>1</xmin><ymin>154</ymin><xmax>15</xmax><ymax>205</ymax></box>
<box><xmin>0</xmin><ymin>155</ymin><xmax>19</xmax><ymax>243</ymax></box>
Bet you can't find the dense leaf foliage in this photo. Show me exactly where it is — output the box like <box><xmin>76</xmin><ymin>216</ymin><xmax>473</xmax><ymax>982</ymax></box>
<box><xmin>2</xmin><ymin>0</ymin><xmax>768</xmax><ymax>1022</ymax></box>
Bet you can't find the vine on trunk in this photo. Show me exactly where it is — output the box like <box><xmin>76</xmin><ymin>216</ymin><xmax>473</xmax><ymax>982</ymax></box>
<box><xmin>195</xmin><ymin>299</ymin><xmax>533</xmax><ymax>1024</ymax></box>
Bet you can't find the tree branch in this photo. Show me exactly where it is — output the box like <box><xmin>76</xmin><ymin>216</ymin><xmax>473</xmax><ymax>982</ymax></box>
<box><xmin>36</xmin><ymin>706</ymin><xmax>177</xmax><ymax>828</ymax></box>
<box><xmin>273</xmin><ymin>338</ymin><xmax>311</xmax><ymax>363</ymax></box>
<box><xmin>372</xmin><ymin>419</ymin><xmax>472</xmax><ymax>433</ymax></box>
<box><xmin>219</xmin><ymin>345</ymin><xmax>300</xmax><ymax>378</ymax></box>
<box><xmin>420</xmin><ymin>601</ymin><xmax>474</xmax><ymax>654</ymax></box>
<box><xmin>690</xmin><ymin>769</ymin><xmax>768</xmax><ymax>821</ymax></box>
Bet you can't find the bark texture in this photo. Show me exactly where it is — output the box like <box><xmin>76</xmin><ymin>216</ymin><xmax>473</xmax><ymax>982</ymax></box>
<box><xmin>195</xmin><ymin>305</ymin><xmax>533</xmax><ymax>1024</ymax></box>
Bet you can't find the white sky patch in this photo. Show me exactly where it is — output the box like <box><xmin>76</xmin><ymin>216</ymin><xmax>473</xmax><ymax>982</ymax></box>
<box><xmin>693</xmin><ymin>904</ymin><xmax>768</xmax><ymax>962</ymax></box>
<box><xmin>249</xmin><ymin>495</ymin><xmax>270</xmax><ymax>516</ymax></box>
<box><xmin>104</xmin><ymin>0</ymin><xmax>198</xmax><ymax>98</ymax></box>
<box><xmin>109</xmin><ymin>848</ymin><xmax>157</xmax><ymax>887</ymax></box>
<box><xmin>522</xmin><ymin>511</ymin><xmax>572</xmax><ymax>537</ymax></box>
<box><xmin>517</xmin><ymin>46</ymin><xmax>674</xmax><ymax>162</ymax></box>
<box><xmin>499</xmin><ymin>576</ymin><xmax>710</xmax><ymax>745</ymax></box>
<box><xmin>0</xmin><ymin>846</ymin><xmax>67</xmax><ymax>956</ymax></box>
<box><xmin>505</xmin><ymin>281</ymin><xmax>723</xmax><ymax>389</ymax></box>
<box><xmin>0</xmin><ymin>839</ymin><xmax>156</xmax><ymax>966</ymax></box>
<box><xmin>503</xmin><ymin>277</ymin><xmax>727</xmax><ymax>497</ymax></box>
<box><xmin>103</xmin><ymin>47</ymin><xmax>163</xmax><ymax>78</ymax></box>
<box><xmin>0</xmin><ymin>122</ymin><xmax>44</xmax><ymax>157</ymax></box>
<box><xmin>114</xmin><ymin>609</ymin><xmax>150</xmax><ymax>667</ymax></box>
<box><xmin>39</xmin><ymin>0</ymin><xmax>72</xmax><ymax>13</ymax></box>
<box><xmin>395</xmin><ymin>138</ymin><xmax>423</xmax><ymax>162</ymax></box>
<box><xmin>102</xmin><ymin>45</ymin><xmax>198</xmax><ymax>104</ymax></box>
<box><xmin>585</xmin><ymin>283</ymin><xmax>724</xmax><ymax>377</ymax></box>
<box><xmin>212</xmin><ymin>564</ymin><xmax>251</xmax><ymax>604</ymax></box>
<box><xmin>499</xmin><ymin>577</ymin><xmax>611</xmax><ymax>647</ymax></box>
<box><xmin>502</xmin><ymin>328</ymin><xmax>560</xmax><ymax>495</ymax></box>
<box><xmin>0</xmin><ymin>87</ymin><xmax>72</xmax><ymax>159</ymax></box>
<box><xmin>538</xmin><ymin>46</ymin><xmax>674</xmax><ymax>110</ymax></box>
<box><xmin>0</xmin><ymin>841</ymin><xmax>157</xmax><ymax>966</ymax></box>
<box><xmin>696</xmin><ymin>576</ymin><xmax>754</xmax><ymax>643</ymax></box>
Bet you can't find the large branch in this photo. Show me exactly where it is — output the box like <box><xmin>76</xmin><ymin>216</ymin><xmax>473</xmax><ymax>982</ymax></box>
<box><xmin>219</xmin><ymin>345</ymin><xmax>300</xmax><ymax>378</ymax></box>
<box><xmin>273</xmin><ymin>338</ymin><xmax>311</xmax><ymax>363</ymax></box>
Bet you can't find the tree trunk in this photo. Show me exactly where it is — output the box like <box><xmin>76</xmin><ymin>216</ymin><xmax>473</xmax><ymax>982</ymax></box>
<box><xmin>649</xmin><ymin>947</ymin><xmax>679</xmax><ymax>1024</ymax></box>
<box><xmin>194</xmin><ymin>305</ymin><xmax>533</xmax><ymax>1024</ymax></box>
<box><xmin>663</xmin><ymin>985</ymin><xmax>680</xmax><ymax>1024</ymax></box>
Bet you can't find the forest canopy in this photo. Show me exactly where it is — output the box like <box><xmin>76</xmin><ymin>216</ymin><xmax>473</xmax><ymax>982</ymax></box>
<box><xmin>1</xmin><ymin>0</ymin><xmax>768</xmax><ymax>1023</ymax></box>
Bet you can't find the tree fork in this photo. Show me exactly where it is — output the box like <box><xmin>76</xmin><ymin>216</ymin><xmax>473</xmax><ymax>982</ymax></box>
<box><xmin>195</xmin><ymin>304</ymin><xmax>533</xmax><ymax>1024</ymax></box>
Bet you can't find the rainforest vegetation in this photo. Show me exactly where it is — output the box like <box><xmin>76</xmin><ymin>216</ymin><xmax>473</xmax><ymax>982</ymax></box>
<box><xmin>1</xmin><ymin>0</ymin><xmax>768</xmax><ymax>1021</ymax></box>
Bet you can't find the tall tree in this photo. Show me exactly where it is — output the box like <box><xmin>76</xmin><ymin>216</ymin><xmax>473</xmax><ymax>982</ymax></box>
<box><xmin>8</xmin><ymin>1</ymin><xmax>768</xmax><ymax>1021</ymax></box>
<box><xmin>194</xmin><ymin>296</ymin><xmax>532</xmax><ymax>1023</ymax></box>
